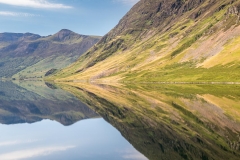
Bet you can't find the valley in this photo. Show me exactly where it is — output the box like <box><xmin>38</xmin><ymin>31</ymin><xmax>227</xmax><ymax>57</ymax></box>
<box><xmin>0</xmin><ymin>29</ymin><xmax>101</xmax><ymax>80</ymax></box>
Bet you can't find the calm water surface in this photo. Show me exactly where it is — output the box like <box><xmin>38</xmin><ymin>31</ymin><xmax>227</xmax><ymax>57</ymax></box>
<box><xmin>0</xmin><ymin>81</ymin><xmax>146</xmax><ymax>160</ymax></box>
<box><xmin>0</xmin><ymin>119</ymin><xmax>146</xmax><ymax>160</ymax></box>
<box><xmin>0</xmin><ymin>81</ymin><xmax>240</xmax><ymax>160</ymax></box>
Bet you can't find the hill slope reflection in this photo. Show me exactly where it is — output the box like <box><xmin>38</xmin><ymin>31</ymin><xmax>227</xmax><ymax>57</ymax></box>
<box><xmin>60</xmin><ymin>83</ymin><xmax>240</xmax><ymax>160</ymax></box>
<box><xmin>0</xmin><ymin>81</ymin><xmax>98</xmax><ymax>125</ymax></box>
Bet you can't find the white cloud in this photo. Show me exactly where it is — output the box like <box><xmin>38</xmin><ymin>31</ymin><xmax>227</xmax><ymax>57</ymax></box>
<box><xmin>0</xmin><ymin>140</ymin><xmax>38</xmax><ymax>146</ymax></box>
<box><xmin>115</xmin><ymin>0</ymin><xmax>140</xmax><ymax>6</ymax></box>
<box><xmin>0</xmin><ymin>0</ymin><xmax>72</xmax><ymax>9</ymax></box>
<box><xmin>0</xmin><ymin>11</ymin><xmax>37</xmax><ymax>17</ymax></box>
<box><xmin>0</xmin><ymin>146</ymin><xmax>75</xmax><ymax>160</ymax></box>
<box><xmin>0</xmin><ymin>141</ymin><xmax>22</xmax><ymax>146</ymax></box>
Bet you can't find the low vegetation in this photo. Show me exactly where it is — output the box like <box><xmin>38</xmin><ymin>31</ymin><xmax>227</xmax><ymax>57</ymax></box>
<box><xmin>47</xmin><ymin>0</ymin><xmax>240</xmax><ymax>83</ymax></box>
<box><xmin>0</xmin><ymin>29</ymin><xmax>101</xmax><ymax>79</ymax></box>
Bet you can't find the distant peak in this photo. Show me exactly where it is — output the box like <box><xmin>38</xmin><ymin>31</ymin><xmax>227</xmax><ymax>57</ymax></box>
<box><xmin>23</xmin><ymin>32</ymin><xmax>40</xmax><ymax>37</ymax></box>
<box><xmin>50</xmin><ymin>29</ymin><xmax>80</xmax><ymax>42</ymax></box>
<box><xmin>58</xmin><ymin>29</ymin><xmax>74</xmax><ymax>34</ymax></box>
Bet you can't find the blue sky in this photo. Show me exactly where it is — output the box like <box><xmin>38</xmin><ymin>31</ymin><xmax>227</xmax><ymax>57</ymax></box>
<box><xmin>0</xmin><ymin>0</ymin><xmax>139</xmax><ymax>36</ymax></box>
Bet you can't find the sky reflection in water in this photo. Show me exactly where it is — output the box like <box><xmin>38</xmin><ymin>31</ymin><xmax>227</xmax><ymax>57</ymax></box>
<box><xmin>0</xmin><ymin>118</ymin><xmax>147</xmax><ymax>160</ymax></box>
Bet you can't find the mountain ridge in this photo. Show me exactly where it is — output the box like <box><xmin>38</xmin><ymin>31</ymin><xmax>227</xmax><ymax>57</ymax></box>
<box><xmin>0</xmin><ymin>29</ymin><xmax>101</xmax><ymax>79</ymax></box>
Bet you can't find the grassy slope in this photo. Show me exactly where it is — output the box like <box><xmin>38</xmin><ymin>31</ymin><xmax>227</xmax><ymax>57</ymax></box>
<box><xmin>48</xmin><ymin>0</ymin><xmax>240</xmax><ymax>82</ymax></box>
<box><xmin>12</xmin><ymin>55</ymin><xmax>79</xmax><ymax>79</ymax></box>
<box><xmin>12</xmin><ymin>35</ymin><xmax>100</xmax><ymax>79</ymax></box>
<box><xmin>0</xmin><ymin>30</ymin><xmax>101</xmax><ymax>79</ymax></box>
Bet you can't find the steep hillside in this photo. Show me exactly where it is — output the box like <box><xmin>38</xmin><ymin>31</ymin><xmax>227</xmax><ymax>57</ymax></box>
<box><xmin>50</xmin><ymin>0</ymin><xmax>240</xmax><ymax>82</ymax></box>
<box><xmin>0</xmin><ymin>29</ymin><xmax>101</xmax><ymax>79</ymax></box>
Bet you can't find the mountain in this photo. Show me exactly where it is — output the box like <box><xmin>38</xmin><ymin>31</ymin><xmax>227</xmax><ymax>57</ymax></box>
<box><xmin>49</xmin><ymin>0</ymin><xmax>240</xmax><ymax>82</ymax></box>
<box><xmin>0</xmin><ymin>29</ymin><xmax>101</xmax><ymax>79</ymax></box>
<box><xmin>0</xmin><ymin>81</ymin><xmax>98</xmax><ymax>126</ymax></box>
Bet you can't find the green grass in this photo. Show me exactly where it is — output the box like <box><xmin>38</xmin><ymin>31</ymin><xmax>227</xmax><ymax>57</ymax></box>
<box><xmin>123</xmin><ymin>62</ymin><xmax>240</xmax><ymax>82</ymax></box>
<box><xmin>13</xmin><ymin>55</ymin><xmax>79</xmax><ymax>79</ymax></box>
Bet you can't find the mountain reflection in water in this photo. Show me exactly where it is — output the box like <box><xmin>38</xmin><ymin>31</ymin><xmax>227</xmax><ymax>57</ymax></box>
<box><xmin>59</xmin><ymin>83</ymin><xmax>240</xmax><ymax>160</ymax></box>
<box><xmin>0</xmin><ymin>81</ymin><xmax>240</xmax><ymax>160</ymax></box>
<box><xmin>0</xmin><ymin>81</ymin><xmax>146</xmax><ymax>160</ymax></box>
<box><xmin>0</xmin><ymin>81</ymin><xmax>98</xmax><ymax>125</ymax></box>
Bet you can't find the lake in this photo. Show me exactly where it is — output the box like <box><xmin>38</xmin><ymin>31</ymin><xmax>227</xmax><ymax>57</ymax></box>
<box><xmin>0</xmin><ymin>81</ymin><xmax>240</xmax><ymax>160</ymax></box>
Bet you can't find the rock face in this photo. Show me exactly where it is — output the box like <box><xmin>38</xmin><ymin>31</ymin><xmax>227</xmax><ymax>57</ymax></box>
<box><xmin>105</xmin><ymin>0</ymin><xmax>205</xmax><ymax>38</ymax></box>
<box><xmin>50</xmin><ymin>0</ymin><xmax>240</xmax><ymax>82</ymax></box>
<box><xmin>0</xmin><ymin>30</ymin><xmax>101</xmax><ymax>78</ymax></box>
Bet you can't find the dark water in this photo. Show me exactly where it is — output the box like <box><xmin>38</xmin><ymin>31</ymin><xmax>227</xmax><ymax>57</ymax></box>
<box><xmin>0</xmin><ymin>81</ymin><xmax>240</xmax><ymax>160</ymax></box>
